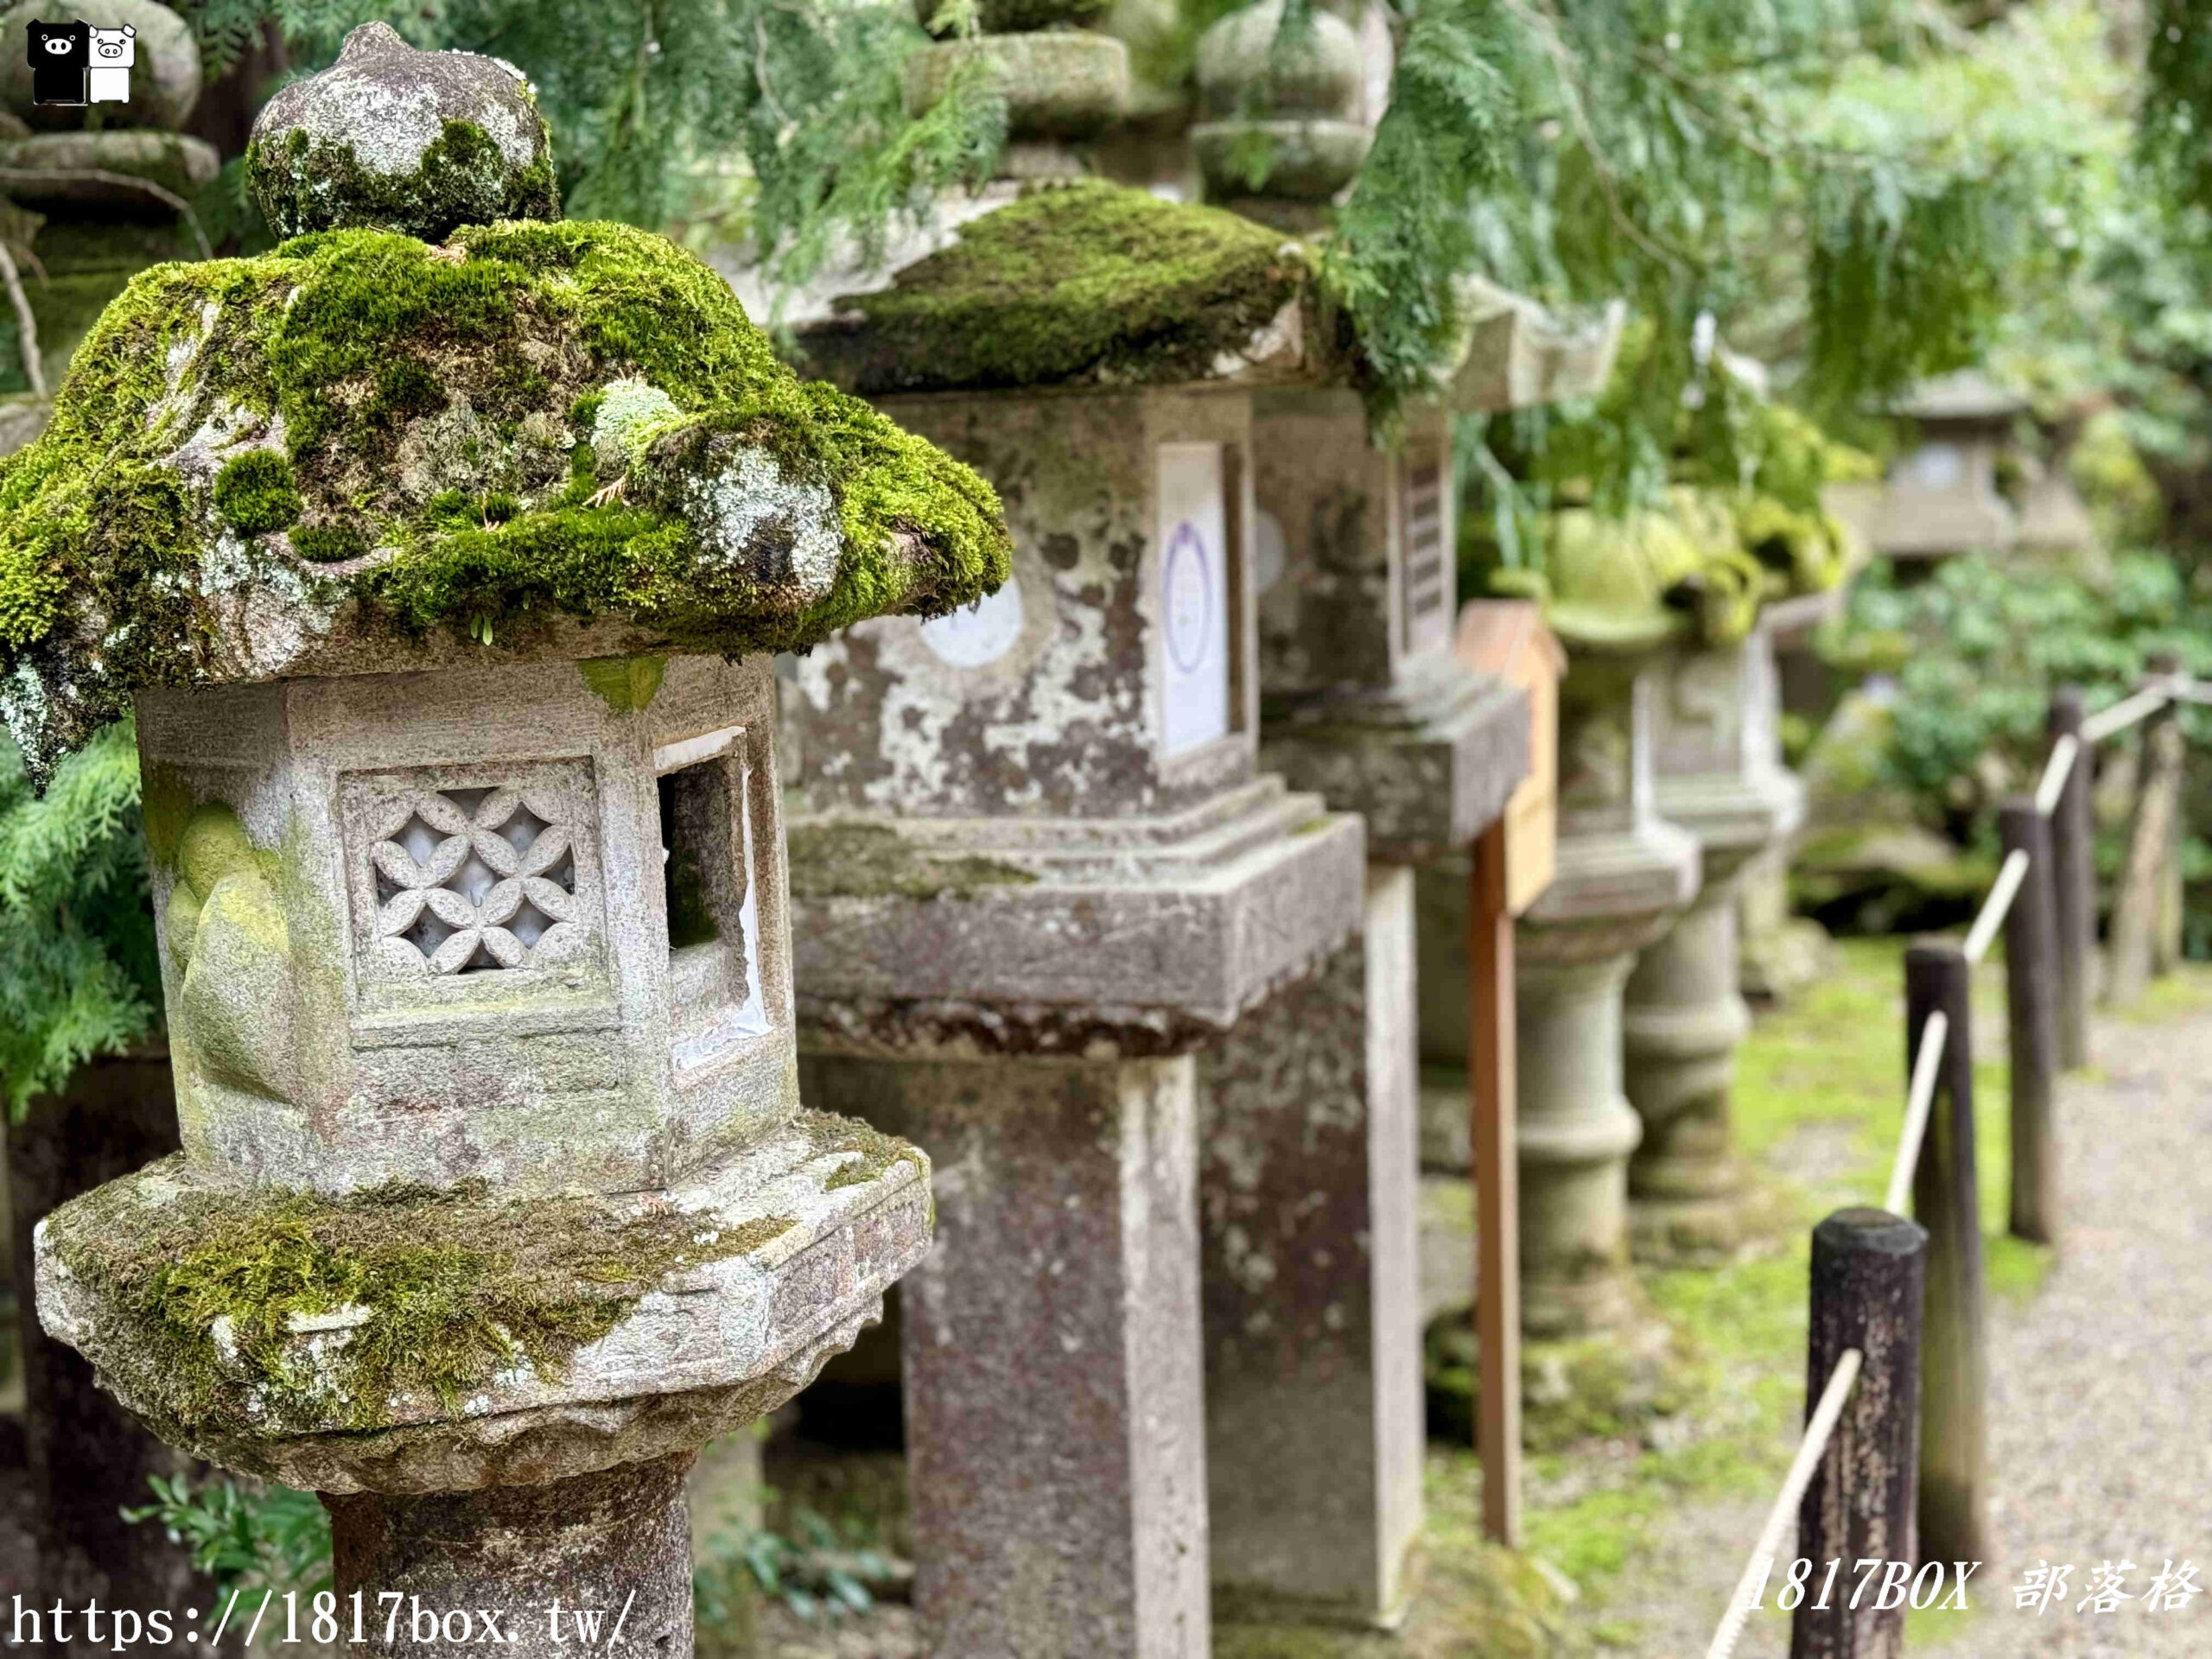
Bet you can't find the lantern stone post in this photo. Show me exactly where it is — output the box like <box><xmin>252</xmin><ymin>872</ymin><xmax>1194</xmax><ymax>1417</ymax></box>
<box><xmin>12</xmin><ymin>26</ymin><xmax>1011</xmax><ymax>1656</ymax></box>
<box><xmin>1503</xmin><ymin>632</ymin><xmax>1700</xmax><ymax>1335</ymax></box>
<box><xmin>1182</xmin><ymin>4</ymin><xmax>1535</xmax><ymax>1611</ymax></box>
<box><xmin>1621</xmin><ymin>628</ymin><xmax>1803</xmax><ymax>1259</ymax></box>
<box><xmin>1734</xmin><ymin>590</ymin><xmax>1840</xmax><ymax>1003</ymax></box>
<box><xmin>782</xmin><ymin>171</ymin><xmax>1368</xmax><ymax>1653</ymax></box>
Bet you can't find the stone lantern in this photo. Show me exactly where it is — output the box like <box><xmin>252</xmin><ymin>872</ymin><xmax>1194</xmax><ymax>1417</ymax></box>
<box><xmin>1463</xmin><ymin>507</ymin><xmax>1722</xmax><ymax>1339</ymax></box>
<box><xmin>1621</xmin><ymin>625</ymin><xmax>1803</xmax><ymax>1257</ymax></box>
<box><xmin>10</xmin><ymin>26</ymin><xmax>1008</xmax><ymax>1653</ymax></box>
<box><xmin>1864</xmin><ymin>371</ymin><xmax>2025</xmax><ymax>560</ymax></box>
<box><xmin>1184</xmin><ymin>1</ymin><xmax>1538</xmax><ymax>1618</ymax></box>
<box><xmin>783</xmin><ymin>178</ymin><xmax>1368</xmax><ymax>1655</ymax></box>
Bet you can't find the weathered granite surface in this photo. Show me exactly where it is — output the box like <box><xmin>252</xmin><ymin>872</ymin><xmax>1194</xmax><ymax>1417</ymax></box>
<box><xmin>326</xmin><ymin>1452</ymin><xmax>697</xmax><ymax>1659</ymax></box>
<box><xmin>133</xmin><ymin>655</ymin><xmax>811</xmax><ymax>1197</ymax></box>
<box><xmin>800</xmin><ymin>1051</ymin><xmax>1209</xmax><ymax>1659</ymax></box>
<box><xmin>1198</xmin><ymin>871</ymin><xmax>1421</xmax><ymax>1626</ymax></box>
<box><xmin>786</xmin><ymin>383</ymin><xmax>1366</xmax><ymax>1049</ymax></box>
<box><xmin>1250</xmin><ymin>387</ymin><xmax>1529</xmax><ymax>863</ymax></box>
<box><xmin>246</xmin><ymin>22</ymin><xmax>555</xmax><ymax>241</ymax></box>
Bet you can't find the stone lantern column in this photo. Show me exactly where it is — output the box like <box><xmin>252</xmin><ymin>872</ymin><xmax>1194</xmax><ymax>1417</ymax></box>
<box><xmin>1509</xmin><ymin>639</ymin><xmax>1700</xmax><ymax>1336</ymax></box>
<box><xmin>783</xmin><ymin>180</ymin><xmax>1367</xmax><ymax>1656</ymax></box>
<box><xmin>1737</xmin><ymin>591</ymin><xmax>1839</xmax><ymax>1003</ymax></box>
<box><xmin>12</xmin><ymin>26</ymin><xmax>1013</xmax><ymax>1656</ymax></box>
<box><xmin>1623</xmin><ymin>629</ymin><xmax>1803</xmax><ymax>1260</ymax></box>
<box><xmin>1180</xmin><ymin>4</ymin><xmax>1530</xmax><ymax>1624</ymax></box>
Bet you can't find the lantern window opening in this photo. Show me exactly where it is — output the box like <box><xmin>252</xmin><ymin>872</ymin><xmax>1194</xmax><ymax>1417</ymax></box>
<box><xmin>657</xmin><ymin>734</ymin><xmax>773</xmax><ymax>1063</ymax></box>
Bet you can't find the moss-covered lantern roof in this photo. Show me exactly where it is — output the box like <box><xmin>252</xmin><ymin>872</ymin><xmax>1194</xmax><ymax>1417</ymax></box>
<box><xmin>793</xmin><ymin>181</ymin><xmax>1316</xmax><ymax>396</ymax></box>
<box><xmin>0</xmin><ymin>214</ymin><xmax>1011</xmax><ymax>781</ymax></box>
<box><xmin>0</xmin><ymin>22</ymin><xmax>1009</xmax><ymax>783</ymax></box>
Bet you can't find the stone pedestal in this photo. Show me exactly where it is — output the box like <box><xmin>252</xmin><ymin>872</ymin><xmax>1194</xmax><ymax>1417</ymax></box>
<box><xmin>1196</xmin><ymin>869</ymin><xmax>1422</xmax><ymax>1626</ymax></box>
<box><xmin>1736</xmin><ymin>597</ymin><xmax>1834</xmax><ymax>1004</ymax></box>
<box><xmin>802</xmin><ymin>1052</ymin><xmax>1206</xmax><ymax>1658</ymax></box>
<box><xmin>1624</xmin><ymin>634</ymin><xmax>1803</xmax><ymax>1259</ymax></box>
<box><xmin>1738</xmin><ymin>843</ymin><xmax>1827</xmax><ymax>1002</ymax></box>
<box><xmin>1229</xmin><ymin>388</ymin><xmax>1525</xmax><ymax>1622</ymax></box>
<box><xmin>1498</xmin><ymin>647</ymin><xmax>1698</xmax><ymax>1338</ymax></box>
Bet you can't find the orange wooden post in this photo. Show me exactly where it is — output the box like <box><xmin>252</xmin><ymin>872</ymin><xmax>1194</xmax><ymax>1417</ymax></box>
<box><xmin>1471</xmin><ymin>815</ymin><xmax>1521</xmax><ymax>1546</ymax></box>
<box><xmin>1455</xmin><ymin>600</ymin><xmax>1561</xmax><ymax>1549</ymax></box>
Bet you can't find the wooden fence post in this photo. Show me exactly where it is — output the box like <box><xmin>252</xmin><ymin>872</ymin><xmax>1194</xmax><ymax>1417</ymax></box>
<box><xmin>2108</xmin><ymin>659</ymin><xmax>2183</xmax><ymax>1006</ymax></box>
<box><xmin>1998</xmin><ymin>798</ymin><xmax>2060</xmax><ymax>1247</ymax></box>
<box><xmin>2046</xmin><ymin>687</ymin><xmax>2094</xmax><ymax>1070</ymax></box>
<box><xmin>1470</xmin><ymin>817</ymin><xmax>1522</xmax><ymax>1547</ymax></box>
<box><xmin>1904</xmin><ymin>940</ymin><xmax>1987</xmax><ymax>1567</ymax></box>
<box><xmin>2148</xmin><ymin>652</ymin><xmax>2186</xmax><ymax>977</ymax></box>
<box><xmin>1791</xmin><ymin>1207</ymin><xmax>1929</xmax><ymax>1659</ymax></box>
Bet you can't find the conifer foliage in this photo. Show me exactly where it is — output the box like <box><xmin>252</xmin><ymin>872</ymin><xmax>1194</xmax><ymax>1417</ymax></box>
<box><xmin>1324</xmin><ymin>0</ymin><xmax>2098</xmax><ymax>430</ymax></box>
<box><xmin>0</xmin><ymin>722</ymin><xmax>158</xmax><ymax>1118</ymax></box>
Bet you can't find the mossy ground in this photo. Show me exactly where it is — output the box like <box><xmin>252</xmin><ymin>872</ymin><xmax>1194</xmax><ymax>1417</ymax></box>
<box><xmin>1211</xmin><ymin>1454</ymin><xmax>1586</xmax><ymax>1658</ymax></box>
<box><xmin>0</xmin><ymin>219</ymin><xmax>1009</xmax><ymax>778</ymax></box>
<box><xmin>810</xmin><ymin>181</ymin><xmax>1310</xmax><ymax>395</ymax></box>
<box><xmin>42</xmin><ymin>1156</ymin><xmax>797</xmax><ymax>1446</ymax></box>
<box><xmin>1513</xmin><ymin>937</ymin><xmax>2151</xmax><ymax>1648</ymax></box>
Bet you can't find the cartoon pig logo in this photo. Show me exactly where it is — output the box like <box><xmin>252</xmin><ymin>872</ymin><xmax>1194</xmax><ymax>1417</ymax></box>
<box><xmin>87</xmin><ymin>22</ymin><xmax>132</xmax><ymax>105</ymax></box>
<box><xmin>26</xmin><ymin>19</ymin><xmax>88</xmax><ymax>107</ymax></box>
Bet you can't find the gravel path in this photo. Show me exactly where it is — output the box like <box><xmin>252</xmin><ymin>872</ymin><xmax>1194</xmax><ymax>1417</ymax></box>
<box><xmin>1591</xmin><ymin>995</ymin><xmax>2212</xmax><ymax>1657</ymax></box>
<box><xmin>1944</xmin><ymin>1005</ymin><xmax>2212</xmax><ymax>1657</ymax></box>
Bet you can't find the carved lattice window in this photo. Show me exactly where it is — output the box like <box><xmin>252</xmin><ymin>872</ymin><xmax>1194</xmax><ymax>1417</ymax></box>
<box><xmin>369</xmin><ymin>786</ymin><xmax>583</xmax><ymax>975</ymax></box>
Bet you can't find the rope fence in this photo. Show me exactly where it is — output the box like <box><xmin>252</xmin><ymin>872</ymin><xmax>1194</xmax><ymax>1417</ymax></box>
<box><xmin>1700</xmin><ymin>1350</ymin><xmax>1866</xmax><ymax>1659</ymax></box>
<box><xmin>1700</xmin><ymin>666</ymin><xmax>2202</xmax><ymax>1657</ymax></box>
<box><xmin>1885</xmin><ymin>1008</ymin><xmax>1948</xmax><ymax>1217</ymax></box>
<box><xmin>1961</xmin><ymin>850</ymin><xmax>2029</xmax><ymax>965</ymax></box>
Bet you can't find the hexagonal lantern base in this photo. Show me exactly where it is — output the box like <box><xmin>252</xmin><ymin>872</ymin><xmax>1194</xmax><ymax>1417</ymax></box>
<box><xmin>35</xmin><ymin>1115</ymin><xmax>928</xmax><ymax>1495</ymax></box>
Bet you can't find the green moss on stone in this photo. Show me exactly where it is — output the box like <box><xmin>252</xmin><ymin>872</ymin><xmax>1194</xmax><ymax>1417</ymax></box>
<box><xmin>810</xmin><ymin>181</ymin><xmax>1310</xmax><ymax>394</ymax></box>
<box><xmin>212</xmin><ymin>452</ymin><xmax>303</xmax><ymax>536</ymax></box>
<box><xmin>139</xmin><ymin>759</ymin><xmax>196</xmax><ymax>874</ymax></box>
<box><xmin>0</xmin><ymin>221</ymin><xmax>1011</xmax><ymax>781</ymax></box>
<box><xmin>290</xmin><ymin>523</ymin><xmax>371</xmax><ymax>564</ymax></box>
<box><xmin>785</xmin><ymin>820</ymin><xmax>1039</xmax><ymax>902</ymax></box>
<box><xmin>578</xmin><ymin>652</ymin><xmax>666</xmax><ymax>713</ymax></box>
<box><xmin>43</xmin><ymin>1156</ymin><xmax>798</xmax><ymax>1445</ymax></box>
<box><xmin>246</xmin><ymin>119</ymin><xmax>562</xmax><ymax>246</ymax></box>
<box><xmin>796</xmin><ymin>1109</ymin><xmax>929</xmax><ymax>1193</ymax></box>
